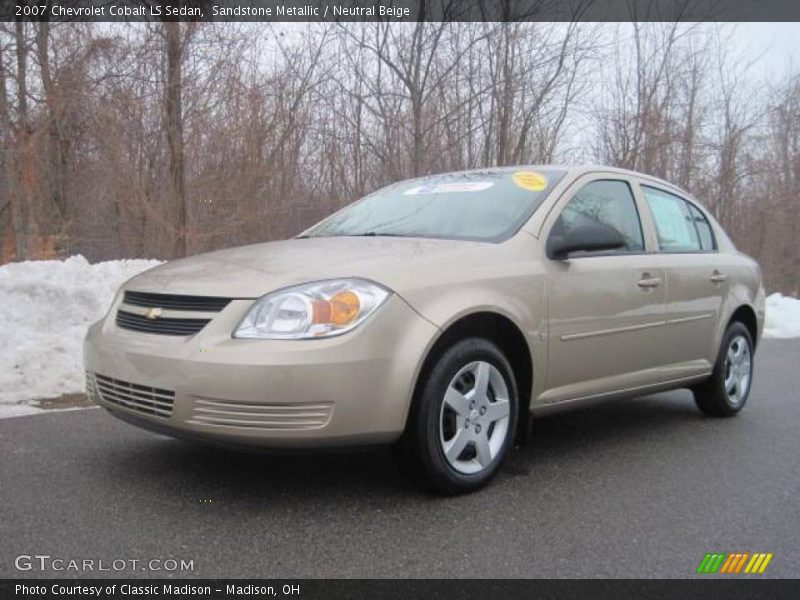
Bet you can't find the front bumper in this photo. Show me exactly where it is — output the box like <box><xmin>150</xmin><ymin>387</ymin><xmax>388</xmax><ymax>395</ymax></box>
<box><xmin>84</xmin><ymin>294</ymin><xmax>439</xmax><ymax>448</ymax></box>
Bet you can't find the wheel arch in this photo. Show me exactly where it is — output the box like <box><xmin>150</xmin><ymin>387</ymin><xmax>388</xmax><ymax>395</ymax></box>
<box><xmin>728</xmin><ymin>304</ymin><xmax>759</xmax><ymax>350</ymax></box>
<box><xmin>407</xmin><ymin>311</ymin><xmax>534</xmax><ymax>444</ymax></box>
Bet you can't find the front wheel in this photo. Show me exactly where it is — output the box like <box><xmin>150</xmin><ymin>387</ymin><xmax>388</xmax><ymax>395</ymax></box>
<box><xmin>398</xmin><ymin>338</ymin><xmax>519</xmax><ymax>495</ymax></box>
<box><xmin>693</xmin><ymin>321</ymin><xmax>754</xmax><ymax>417</ymax></box>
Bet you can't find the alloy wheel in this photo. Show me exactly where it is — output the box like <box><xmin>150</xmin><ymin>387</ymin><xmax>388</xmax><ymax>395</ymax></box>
<box><xmin>724</xmin><ymin>334</ymin><xmax>752</xmax><ymax>407</ymax></box>
<box><xmin>438</xmin><ymin>361</ymin><xmax>511</xmax><ymax>475</ymax></box>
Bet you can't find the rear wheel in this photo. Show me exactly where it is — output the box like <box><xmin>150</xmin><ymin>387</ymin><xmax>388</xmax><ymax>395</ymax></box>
<box><xmin>693</xmin><ymin>322</ymin><xmax>754</xmax><ymax>417</ymax></box>
<box><xmin>398</xmin><ymin>338</ymin><xmax>518</xmax><ymax>495</ymax></box>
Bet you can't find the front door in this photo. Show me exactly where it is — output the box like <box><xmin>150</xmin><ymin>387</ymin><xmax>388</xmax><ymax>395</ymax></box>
<box><xmin>541</xmin><ymin>177</ymin><xmax>666</xmax><ymax>404</ymax></box>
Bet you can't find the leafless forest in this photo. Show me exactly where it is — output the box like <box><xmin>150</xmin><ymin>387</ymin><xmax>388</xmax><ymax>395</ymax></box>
<box><xmin>0</xmin><ymin>21</ymin><xmax>797</xmax><ymax>293</ymax></box>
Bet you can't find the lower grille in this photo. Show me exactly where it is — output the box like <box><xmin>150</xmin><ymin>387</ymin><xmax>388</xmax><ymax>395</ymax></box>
<box><xmin>88</xmin><ymin>372</ymin><xmax>175</xmax><ymax>418</ymax></box>
<box><xmin>188</xmin><ymin>398</ymin><xmax>333</xmax><ymax>430</ymax></box>
<box><xmin>116</xmin><ymin>310</ymin><xmax>210</xmax><ymax>336</ymax></box>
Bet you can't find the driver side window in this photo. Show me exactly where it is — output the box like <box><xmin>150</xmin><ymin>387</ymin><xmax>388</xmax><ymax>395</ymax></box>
<box><xmin>553</xmin><ymin>180</ymin><xmax>645</xmax><ymax>252</ymax></box>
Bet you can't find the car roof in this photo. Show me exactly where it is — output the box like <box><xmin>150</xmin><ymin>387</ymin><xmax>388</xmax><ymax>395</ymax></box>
<box><xmin>420</xmin><ymin>164</ymin><xmax>694</xmax><ymax>201</ymax></box>
<box><xmin>562</xmin><ymin>164</ymin><xmax>690</xmax><ymax>195</ymax></box>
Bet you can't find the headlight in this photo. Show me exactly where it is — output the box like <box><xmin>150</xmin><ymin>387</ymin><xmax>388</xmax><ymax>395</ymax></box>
<box><xmin>233</xmin><ymin>279</ymin><xmax>391</xmax><ymax>339</ymax></box>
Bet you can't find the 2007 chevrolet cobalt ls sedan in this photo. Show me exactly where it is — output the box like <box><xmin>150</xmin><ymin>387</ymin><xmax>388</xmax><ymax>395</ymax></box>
<box><xmin>85</xmin><ymin>165</ymin><xmax>765</xmax><ymax>493</ymax></box>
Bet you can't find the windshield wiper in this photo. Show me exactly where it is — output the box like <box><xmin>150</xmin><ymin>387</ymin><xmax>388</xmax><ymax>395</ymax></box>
<box><xmin>296</xmin><ymin>232</ymin><xmax>412</xmax><ymax>239</ymax></box>
<box><xmin>344</xmin><ymin>232</ymin><xmax>410</xmax><ymax>237</ymax></box>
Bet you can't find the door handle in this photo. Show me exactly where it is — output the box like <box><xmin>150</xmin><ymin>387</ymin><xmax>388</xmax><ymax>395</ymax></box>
<box><xmin>637</xmin><ymin>274</ymin><xmax>662</xmax><ymax>288</ymax></box>
<box><xmin>710</xmin><ymin>271</ymin><xmax>727</xmax><ymax>283</ymax></box>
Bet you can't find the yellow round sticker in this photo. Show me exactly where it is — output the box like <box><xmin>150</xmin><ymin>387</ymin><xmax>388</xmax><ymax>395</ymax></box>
<box><xmin>512</xmin><ymin>171</ymin><xmax>548</xmax><ymax>192</ymax></box>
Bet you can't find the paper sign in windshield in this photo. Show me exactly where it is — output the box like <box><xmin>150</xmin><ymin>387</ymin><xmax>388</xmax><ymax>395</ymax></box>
<box><xmin>403</xmin><ymin>181</ymin><xmax>495</xmax><ymax>195</ymax></box>
<box><xmin>512</xmin><ymin>171</ymin><xmax>548</xmax><ymax>192</ymax></box>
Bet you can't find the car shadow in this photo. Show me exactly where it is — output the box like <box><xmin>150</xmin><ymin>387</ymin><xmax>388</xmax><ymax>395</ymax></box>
<box><xmin>98</xmin><ymin>388</ymin><xmax>706</xmax><ymax>502</ymax></box>
<box><xmin>503</xmin><ymin>388</ymin><xmax>703</xmax><ymax>477</ymax></box>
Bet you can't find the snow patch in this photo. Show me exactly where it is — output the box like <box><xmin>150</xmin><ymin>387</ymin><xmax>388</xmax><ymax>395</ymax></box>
<box><xmin>763</xmin><ymin>293</ymin><xmax>800</xmax><ymax>339</ymax></box>
<box><xmin>0</xmin><ymin>404</ymin><xmax>43</xmax><ymax>418</ymax></box>
<box><xmin>0</xmin><ymin>405</ymin><xmax>100</xmax><ymax>420</ymax></box>
<box><xmin>0</xmin><ymin>255</ymin><xmax>161</xmax><ymax>406</ymax></box>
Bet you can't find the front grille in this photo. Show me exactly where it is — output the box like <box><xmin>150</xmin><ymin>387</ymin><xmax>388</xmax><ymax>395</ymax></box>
<box><xmin>123</xmin><ymin>291</ymin><xmax>232</xmax><ymax>312</ymax></box>
<box><xmin>116</xmin><ymin>310</ymin><xmax>210</xmax><ymax>336</ymax></box>
<box><xmin>187</xmin><ymin>398</ymin><xmax>333</xmax><ymax>431</ymax></box>
<box><xmin>88</xmin><ymin>372</ymin><xmax>174</xmax><ymax>418</ymax></box>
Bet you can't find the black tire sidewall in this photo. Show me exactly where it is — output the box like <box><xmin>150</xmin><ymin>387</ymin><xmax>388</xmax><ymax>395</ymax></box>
<box><xmin>713</xmin><ymin>322</ymin><xmax>754</xmax><ymax>413</ymax></box>
<box><xmin>415</xmin><ymin>338</ymin><xmax>519</xmax><ymax>493</ymax></box>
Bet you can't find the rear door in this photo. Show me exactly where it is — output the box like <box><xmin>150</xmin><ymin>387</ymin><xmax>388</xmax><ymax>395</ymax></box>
<box><xmin>638</xmin><ymin>184</ymin><xmax>725</xmax><ymax>375</ymax></box>
<box><xmin>541</xmin><ymin>175</ymin><xmax>666</xmax><ymax>403</ymax></box>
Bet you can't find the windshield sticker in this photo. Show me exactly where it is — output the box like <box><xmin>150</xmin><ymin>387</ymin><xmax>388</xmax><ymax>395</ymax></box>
<box><xmin>403</xmin><ymin>181</ymin><xmax>495</xmax><ymax>195</ymax></box>
<box><xmin>512</xmin><ymin>171</ymin><xmax>548</xmax><ymax>192</ymax></box>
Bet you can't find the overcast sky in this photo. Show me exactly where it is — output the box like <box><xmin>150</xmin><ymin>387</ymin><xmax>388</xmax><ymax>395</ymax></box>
<box><xmin>735</xmin><ymin>22</ymin><xmax>799</xmax><ymax>77</ymax></box>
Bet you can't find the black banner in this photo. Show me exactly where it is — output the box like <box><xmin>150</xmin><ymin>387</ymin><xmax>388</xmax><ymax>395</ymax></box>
<box><xmin>3</xmin><ymin>0</ymin><xmax>800</xmax><ymax>22</ymax></box>
<box><xmin>3</xmin><ymin>579</ymin><xmax>800</xmax><ymax>600</ymax></box>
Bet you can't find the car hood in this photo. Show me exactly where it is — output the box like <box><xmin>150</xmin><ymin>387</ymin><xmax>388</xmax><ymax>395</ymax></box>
<box><xmin>124</xmin><ymin>236</ymin><xmax>496</xmax><ymax>298</ymax></box>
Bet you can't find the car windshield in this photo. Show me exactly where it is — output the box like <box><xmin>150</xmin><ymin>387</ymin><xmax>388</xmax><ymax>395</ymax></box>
<box><xmin>304</xmin><ymin>168</ymin><xmax>566</xmax><ymax>242</ymax></box>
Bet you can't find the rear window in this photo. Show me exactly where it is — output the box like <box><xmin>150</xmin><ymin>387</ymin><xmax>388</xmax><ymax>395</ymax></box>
<box><xmin>687</xmin><ymin>202</ymin><xmax>716</xmax><ymax>251</ymax></box>
<box><xmin>306</xmin><ymin>169</ymin><xmax>566</xmax><ymax>242</ymax></box>
<box><xmin>642</xmin><ymin>186</ymin><xmax>702</xmax><ymax>252</ymax></box>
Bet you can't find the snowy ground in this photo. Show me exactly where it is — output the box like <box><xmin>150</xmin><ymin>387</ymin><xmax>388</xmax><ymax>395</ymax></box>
<box><xmin>0</xmin><ymin>255</ymin><xmax>161</xmax><ymax>415</ymax></box>
<box><xmin>0</xmin><ymin>255</ymin><xmax>798</xmax><ymax>417</ymax></box>
<box><xmin>763</xmin><ymin>293</ymin><xmax>800</xmax><ymax>339</ymax></box>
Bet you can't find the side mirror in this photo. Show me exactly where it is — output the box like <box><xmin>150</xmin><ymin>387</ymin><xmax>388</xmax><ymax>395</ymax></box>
<box><xmin>547</xmin><ymin>223</ymin><xmax>626</xmax><ymax>260</ymax></box>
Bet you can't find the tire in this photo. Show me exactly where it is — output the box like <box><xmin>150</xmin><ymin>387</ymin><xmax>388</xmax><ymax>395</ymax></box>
<box><xmin>398</xmin><ymin>338</ymin><xmax>519</xmax><ymax>495</ymax></box>
<box><xmin>692</xmin><ymin>321</ymin><xmax>754</xmax><ymax>417</ymax></box>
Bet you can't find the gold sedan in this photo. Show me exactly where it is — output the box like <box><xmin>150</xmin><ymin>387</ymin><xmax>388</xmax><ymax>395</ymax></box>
<box><xmin>85</xmin><ymin>166</ymin><xmax>764</xmax><ymax>494</ymax></box>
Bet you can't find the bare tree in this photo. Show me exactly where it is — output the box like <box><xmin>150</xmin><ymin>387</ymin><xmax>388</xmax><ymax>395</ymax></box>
<box><xmin>163</xmin><ymin>22</ymin><xmax>188</xmax><ymax>258</ymax></box>
<box><xmin>0</xmin><ymin>29</ymin><xmax>14</xmax><ymax>261</ymax></box>
<box><xmin>0</xmin><ymin>21</ymin><xmax>796</xmax><ymax>294</ymax></box>
<box><xmin>13</xmin><ymin>19</ymin><xmax>31</xmax><ymax>260</ymax></box>
<box><xmin>755</xmin><ymin>76</ymin><xmax>800</xmax><ymax>294</ymax></box>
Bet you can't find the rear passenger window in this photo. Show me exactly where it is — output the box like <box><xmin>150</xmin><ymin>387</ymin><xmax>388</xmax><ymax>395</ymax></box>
<box><xmin>642</xmin><ymin>186</ymin><xmax>701</xmax><ymax>252</ymax></box>
<box><xmin>553</xmin><ymin>180</ymin><xmax>644</xmax><ymax>252</ymax></box>
<box><xmin>687</xmin><ymin>203</ymin><xmax>716</xmax><ymax>251</ymax></box>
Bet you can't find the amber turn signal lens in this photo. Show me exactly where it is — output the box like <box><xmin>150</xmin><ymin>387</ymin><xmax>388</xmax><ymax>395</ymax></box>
<box><xmin>330</xmin><ymin>290</ymin><xmax>360</xmax><ymax>325</ymax></box>
<box><xmin>311</xmin><ymin>290</ymin><xmax>361</xmax><ymax>326</ymax></box>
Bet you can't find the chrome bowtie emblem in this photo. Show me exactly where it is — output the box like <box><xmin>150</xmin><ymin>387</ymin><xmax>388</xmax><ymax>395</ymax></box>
<box><xmin>145</xmin><ymin>307</ymin><xmax>163</xmax><ymax>320</ymax></box>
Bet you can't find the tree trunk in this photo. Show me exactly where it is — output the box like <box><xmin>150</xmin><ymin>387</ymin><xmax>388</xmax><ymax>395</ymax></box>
<box><xmin>411</xmin><ymin>93</ymin><xmax>423</xmax><ymax>176</ymax></box>
<box><xmin>0</xmin><ymin>37</ymin><xmax>15</xmax><ymax>261</ymax></box>
<box><xmin>164</xmin><ymin>22</ymin><xmax>187</xmax><ymax>258</ymax></box>
<box><xmin>495</xmin><ymin>25</ymin><xmax>513</xmax><ymax>166</ymax></box>
<box><xmin>13</xmin><ymin>19</ymin><xmax>29</xmax><ymax>261</ymax></box>
<box><xmin>35</xmin><ymin>20</ymin><xmax>67</xmax><ymax>226</ymax></box>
